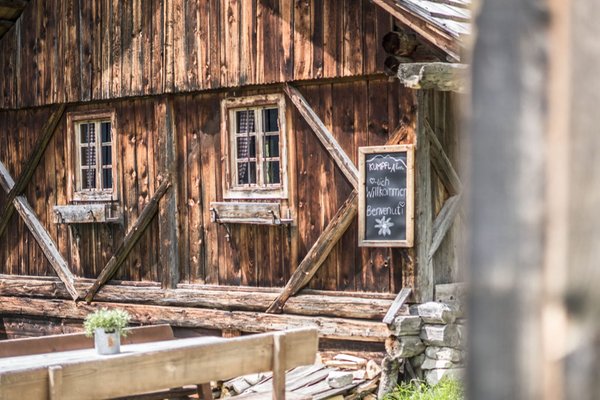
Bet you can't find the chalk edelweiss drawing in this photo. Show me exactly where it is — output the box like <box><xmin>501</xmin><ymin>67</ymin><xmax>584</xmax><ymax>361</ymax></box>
<box><xmin>374</xmin><ymin>216</ymin><xmax>394</xmax><ymax>236</ymax></box>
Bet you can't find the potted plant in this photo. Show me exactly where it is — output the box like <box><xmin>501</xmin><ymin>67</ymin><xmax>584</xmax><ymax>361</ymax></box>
<box><xmin>84</xmin><ymin>308</ymin><xmax>131</xmax><ymax>355</ymax></box>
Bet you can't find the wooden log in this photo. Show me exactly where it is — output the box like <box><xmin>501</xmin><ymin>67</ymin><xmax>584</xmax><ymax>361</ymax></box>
<box><xmin>382</xmin><ymin>31</ymin><xmax>418</xmax><ymax>56</ymax></box>
<box><xmin>0</xmin><ymin>104</ymin><xmax>65</xmax><ymax>239</ymax></box>
<box><xmin>283</xmin><ymin>84</ymin><xmax>359</xmax><ymax>189</ymax></box>
<box><xmin>396</xmin><ymin>63</ymin><xmax>468</xmax><ymax>93</ymax></box>
<box><xmin>0</xmin><ymin>296</ymin><xmax>390</xmax><ymax>342</ymax></box>
<box><xmin>382</xmin><ymin>288</ymin><xmax>412</xmax><ymax>325</ymax></box>
<box><xmin>0</xmin><ymin>275</ymin><xmax>394</xmax><ymax>320</ymax></box>
<box><xmin>424</xmin><ymin>119</ymin><xmax>462</xmax><ymax>195</ymax></box>
<box><xmin>428</xmin><ymin>194</ymin><xmax>461</xmax><ymax>262</ymax></box>
<box><xmin>384</xmin><ymin>55</ymin><xmax>415</xmax><ymax>77</ymax></box>
<box><xmin>371</xmin><ymin>0</ymin><xmax>460</xmax><ymax>60</ymax></box>
<box><xmin>266</xmin><ymin>191</ymin><xmax>358</xmax><ymax>314</ymax></box>
<box><xmin>84</xmin><ymin>180</ymin><xmax>171</xmax><ymax>303</ymax></box>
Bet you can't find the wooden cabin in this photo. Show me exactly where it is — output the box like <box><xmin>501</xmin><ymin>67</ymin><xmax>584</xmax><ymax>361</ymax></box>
<box><xmin>0</xmin><ymin>0</ymin><xmax>469</xmax><ymax>345</ymax></box>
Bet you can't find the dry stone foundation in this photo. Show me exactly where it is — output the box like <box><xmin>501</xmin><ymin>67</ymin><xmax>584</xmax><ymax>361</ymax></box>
<box><xmin>378</xmin><ymin>301</ymin><xmax>466</xmax><ymax>396</ymax></box>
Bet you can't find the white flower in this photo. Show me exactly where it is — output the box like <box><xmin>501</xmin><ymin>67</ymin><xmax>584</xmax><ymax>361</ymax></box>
<box><xmin>374</xmin><ymin>216</ymin><xmax>394</xmax><ymax>236</ymax></box>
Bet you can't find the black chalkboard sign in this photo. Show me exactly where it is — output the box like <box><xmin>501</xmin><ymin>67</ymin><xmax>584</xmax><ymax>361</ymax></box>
<box><xmin>358</xmin><ymin>145</ymin><xmax>414</xmax><ymax>247</ymax></box>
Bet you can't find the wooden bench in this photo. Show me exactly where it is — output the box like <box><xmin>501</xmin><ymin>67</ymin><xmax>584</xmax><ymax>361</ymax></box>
<box><xmin>0</xmin><ymin>328</ymin><xmax>319</xmax><ymax>400</ymax></box>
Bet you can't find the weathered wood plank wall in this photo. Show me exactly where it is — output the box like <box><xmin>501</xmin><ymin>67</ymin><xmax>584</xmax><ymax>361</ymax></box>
<box><xmin>0</xmin><ymin>0</ymin><xmax>392</xmax><ymax>110</ymax></box>
<box><xmin>0</xmin><ymin>78</ymin><xmax>432</xmax><ymax>293</ymax></box>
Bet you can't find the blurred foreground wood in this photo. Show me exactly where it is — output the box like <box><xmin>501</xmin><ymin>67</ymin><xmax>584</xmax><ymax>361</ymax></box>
<box><xmin>469</xmin><ymin>0</ymin><xmax>600</xmax><ymax>399</ymax></box>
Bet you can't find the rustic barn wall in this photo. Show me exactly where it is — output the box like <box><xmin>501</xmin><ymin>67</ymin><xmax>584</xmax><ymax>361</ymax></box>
<box><xmin>0</xmin><ymin>0</ymin><xmax>392</xmax><ymax>110</ymax></box>
<box><xmin>0</xmin><ymin>77</ymin><xmax>421</xmax><ymax>293</ymax></box>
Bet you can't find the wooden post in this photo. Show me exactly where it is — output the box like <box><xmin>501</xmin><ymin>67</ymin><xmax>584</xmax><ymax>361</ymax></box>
<box><xmin>48</xmin><ymin>366</ymin><xmax>63</xmax><ymax>400</ymax></box>
<box><xmin>413</xmin><ymin>91</ymin><xmax>433</xmax><ymax>303</ymax></box>
<box><xmin>272</xmin><ymin>333</ymin><xmax>286</xmax><ymax>400</ymax></box>
<box><xmin>156</xmin><ymin>97</ymin><xmax>180</xmax><ymax>289</ymax></box>
<box><xmin>468</xmin><ymin>0</ymin><xmax>547</xmax><ymax>398</ymax></box>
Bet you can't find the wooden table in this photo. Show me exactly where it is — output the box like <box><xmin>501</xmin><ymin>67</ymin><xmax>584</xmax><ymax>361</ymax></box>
<box><xmin>0</xmin><ymin>328</ymin><xmax>318</xmax><ymax>400</ymax></box>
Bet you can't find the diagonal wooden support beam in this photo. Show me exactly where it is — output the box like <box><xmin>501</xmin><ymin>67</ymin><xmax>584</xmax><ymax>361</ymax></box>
<box><xmin>383</xmin><ymin>287</ymin><xmax>412</xmax><ymax>325</ymax></box>
<box><xmin>429</xmin><ymin>193</ymin><xmax>462</xmax><ymax>262</ymax></box>
<box><xmin>283</xmin><ymin>84</ymin><xmax>359</xmax><ymax>189</ymax></box>
<box><xmin>0</xmin><ymin>104</ymin><xmax>65</xmax><ymax>238</ymax></box>
<box><xmin>266</xmin><ymin>191</ymin><xmax>358</xmax><ymax>313</ymax></box>
<box><xmin>424</xmin><ymin>119</ymin><xmax>462</xmax><ymax>195</ymax></box>
<box><xmin>84</xmin><ymin>180</ymin><xmax>171</xmax><ymax>303</ymax></box>
<box><xmin>0</xmin><ymin>161</ymin><xmax>78</xmax><ymax>300</ymax></box>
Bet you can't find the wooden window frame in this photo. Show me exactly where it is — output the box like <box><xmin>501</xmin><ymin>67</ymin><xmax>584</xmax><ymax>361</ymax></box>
<box><xmin>221</xmin><ymin>94</ymin><xmax>288</xmax><ymax>200</ymax></box>
<box><xmin>66</xmin><ymin>110</ymin><xmax>118</xmax><ymax>203</ymax></box>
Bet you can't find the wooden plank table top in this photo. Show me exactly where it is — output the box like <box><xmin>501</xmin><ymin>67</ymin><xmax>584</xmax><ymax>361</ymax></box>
<box><xmin>0</xmin><ymin>336</ymin><xmax>224</xmax><ymax>373</ymax></box>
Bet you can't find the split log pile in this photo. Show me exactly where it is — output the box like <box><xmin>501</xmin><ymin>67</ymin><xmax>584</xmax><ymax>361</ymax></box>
<box><xmin>222</xmin><ymin>353</ymin><xmax>382</xmax><ymax>400</ymax></box>
<box><xmin>379</xmin><ymin>301</ymin><xmax>466</xmax><ymax>397</ymax></box>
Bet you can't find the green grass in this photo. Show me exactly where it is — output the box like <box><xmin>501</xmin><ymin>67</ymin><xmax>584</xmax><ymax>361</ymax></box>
<box><xmin>383</xmin><ymin>379</ymin><xmax>464</xmax><ymax>400</ymax></box>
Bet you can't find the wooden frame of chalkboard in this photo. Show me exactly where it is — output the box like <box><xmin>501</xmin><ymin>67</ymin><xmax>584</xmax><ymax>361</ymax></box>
<box><xmin>358</xmin><ymin>145</ymin><xmax>415</xmax><ymax>247</ymax></box>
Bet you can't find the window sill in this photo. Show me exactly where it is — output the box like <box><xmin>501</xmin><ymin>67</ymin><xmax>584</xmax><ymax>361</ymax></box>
<box><xmin>210</xmin><ymin>202</ymin><xmax>292</xmax><ymax>225</ymax></box>
<box><xmin>53</xmin><ymin>204</ymin><xmax>122</xmax><ymax>224</ymax></box>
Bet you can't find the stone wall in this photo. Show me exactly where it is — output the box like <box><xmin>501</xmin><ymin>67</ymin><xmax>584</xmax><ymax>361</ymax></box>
<box><xmin>378</xmin><ymin>301</ymin><xmax>466</xmax><ymax>397</ymax></box>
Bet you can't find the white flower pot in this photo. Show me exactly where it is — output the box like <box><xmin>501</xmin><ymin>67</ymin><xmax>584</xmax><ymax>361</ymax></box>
<box><xmin>94</xmin><ymin>328</ymin><xmax>121</xmax><ymax>355</ymax></box>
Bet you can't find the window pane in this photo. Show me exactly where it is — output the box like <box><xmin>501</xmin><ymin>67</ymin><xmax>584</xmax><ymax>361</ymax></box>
<box><xmin>101</xmin><ymin>122</ymin><xmax>112</xmax><ymax>143</ymax></box>
<box><xmin>82</xmin><ymin>168</ymin><xmax>97</xmax><ymax>189</ymax></box>
<box><xmin>101</xmin><ymin>145</ymin><xmax>112</xmax><ymax>166</ymax></box>
<box><xmin>80</xmin><ymin>123</ymin><xmax>96</xmax><ymax>144</ymax></box>
<box><xmin>237</xmin><ymin>161</ymin><xmax>256</xmax><ymax>185</ymax></box>
<box><xmin>81</xmin><ymin>146</ymin><xmax>96</xmax><ymax>166</ymax></box>
<box><xmin>102</xmin><ymin>168</ymin><xmax>113</xmax><ymax>189</ymax></box>
<box><xmin>263</xmin><ymin>135</ymin><xmax>279</xmax><ymax>157</ymax></box>
<box><xmin>236</xmin><ymin>110</ymin><xmax>256</xmax><ymax>134</ymax></box>
<box><xmin>264</xmin><ymin>161</ymin><xmax>280</xmax><ymax>184</ymax></box>
<box><xmin>236</xmin><ymin>136</ymin><xmax>256</xmax><ymax>159</ymax></box>
<box><xmin>80</xmin><ymin>124</ymin><xmax>89</xmax><ymax>144</ymax></box>
<box><xmin>263</xmin><ymin>108</ymin><xmax>279</xmax><ymax>132</ymax></box>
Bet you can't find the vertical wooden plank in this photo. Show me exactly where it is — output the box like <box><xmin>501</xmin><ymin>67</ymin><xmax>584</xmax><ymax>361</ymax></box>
<box><xmin>254</xmin><ymin>0</ymin><xmax>265</xmax><ymax>84</ymax></box>
<box><xmin>208</xmin><ymin>0</ymin><xmax>221</xmax><ymax>88</ymax></box>
<box><xmin>239</xmin><ymin>0</ymin><xmax>256</xmax><ymax>85</ymax></box>
<box><xmin>130</xmin><ymin>0</ymin><xmax>144</xmax><ymax>95</ymax></box>
<box><xmin>256</xmin><ymin>225</ymin><xmax>273</xmax><ymax>287</ymax></box>
<box><xmin>199</xmin><ymin>94</ymin><xmax>219</xmax><ymax>284</ymax></box>
<box><xmin>278</xmin><ymin>0</ymin><xmax>293</xmax><ymax>81</ymax></box>
<box><xmin>196</xmin><ymin>0</ymin><xmax>209</xmax><ymax>89</ymax></box>
<box><xmin>322</xmin><ymin>0</ymin><xmax>342</xmax><ymax>78</ymax></box>
<box><xmin>263</xmin><ymin>0</ymin><xmax>279</xmax><ymax>83</ymax></box>
<box><xmin>362</xmin><ymin>0</ymin><xmax>378</xmax><ymax>75</ymax></box>
<box><xmin>375</xmin><ymin>6</ymin><xmax>391</xmax><ymax>74</ymax></box>
<box><xmin>173</xmin><ymin>0</ymin><xmax>187</xmax><ymax>91</ymax></box>
<box><xmin>111</xmin><ymin>0</ymin><xmax>122</xmax><ymax>97</ymax></box>
<box><xmin>156</xmin><ymin>96</ymin><xmax>180</xmax><ymax>289</ymax></box>
<box><xmin>146</xmin><ymin>99</ymin><xmax>159</xmax><ymax>281</ymax></box>
<box><xmin>134</xmin><ymin>98</ymin><xmax>151</xmax><ymax>281</ymax></box>
<box><xmin>150</xmin><ymin>0</ymin><xmax>163</xmax><ymax>94</ymax></box>
<box><xmin>186</xmin><ymin>0</ymin><xmax>200</xmax><ymax>90</ymax></box>
<box><xmin>175</xmin><ymin>96</ymin><xmax>190</xmax><ymax>282</ymax></box>
<box><xmin>100</xmin><ymin>0</ymin><xmax>112</xmax><ymax>98</ymax></box>
<box><xmin>163</xmin><ymin>0</ymin><xmax>175</xmax><ymax>92</ymax></box>
<box><xmin>342</xmin><ymin>0</ymin><xmax>363</xmax><ymax>76</ymax></box>
<box><xmin>187</xmin><ymin>94</ymin><xmax>204</xmax><ymax>283</ymax></box>
<box><xmin>293</xmin><ymin>0</ymin><xmax>312</xmax><ymax>80</ymax></box>
<box><xmin>53</xmin><ymin>0</ymin><xmax>65</xmax><ymax>104</ymax></box>
<box><xmin>79</xmin><ymin>0</ymin><xmax>93</xmax><ymax>101</ymax></box>
<box><xmin>91</xmin><ymin>0</ymin><xmax>102</xmax><ymax>99</ymax></box>
<box><xmin>121</xmin><ymin>0</ymin><xmax>133</xmax><ymax>96</ymax></box>
<box><xmin>311</xmin><ymin>0</ymin><xmax>324</xmax><ymax>79</ymax></box>
<box><xmin>222</xmin><ymin>0</ymin><xmax>240</xmax><ymax>87</ymax></box>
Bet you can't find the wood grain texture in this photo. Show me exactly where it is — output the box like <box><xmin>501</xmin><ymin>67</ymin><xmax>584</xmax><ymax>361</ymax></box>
<box><xmin>0</xmin><ymin>0</ymin><xmax>403</xmax><ymax>109</ymax></box>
